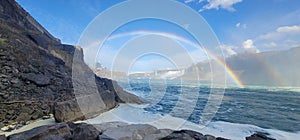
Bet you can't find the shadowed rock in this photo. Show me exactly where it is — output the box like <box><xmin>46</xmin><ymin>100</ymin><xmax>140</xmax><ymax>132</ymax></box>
<box><xmin>246</xmin><ymin>132</ymin><xmax>276</xmax><ymax>140</ymax></box>
<box><xmin>0</xmin><ymin>0</ymin><xmax>143</xmax><ymax>126</ymax></box>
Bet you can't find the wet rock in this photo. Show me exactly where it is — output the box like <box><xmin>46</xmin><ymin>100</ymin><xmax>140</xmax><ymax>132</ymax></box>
<box><xmin>216</xmin><ymin>138</ymin><xmax>230</xmax><ymax>140</ymax></box>
<box><xmin>159</xmin><ymin>130</ymin><xmax>223</xmax><ymax>140</ymax></box>
<box><xmin>246</xmin><ymin>132</ymin><xmax>276</xmax><ymax>140</ymax></box>
<box><xmin>159</xmin><ymin>130</ymin><xmax>196</xmax><ymax>140</ymax></box>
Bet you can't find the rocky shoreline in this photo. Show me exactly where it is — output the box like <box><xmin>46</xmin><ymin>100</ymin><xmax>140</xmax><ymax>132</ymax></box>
<box><xmin>0</xmin><ymin>120</ymin><xmax>276</xmax><ymax>140</ymax></box>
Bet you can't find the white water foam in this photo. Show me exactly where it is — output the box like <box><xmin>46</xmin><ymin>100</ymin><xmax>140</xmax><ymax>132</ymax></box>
<box><xmin>81</xmin><ymin>104</ymin><xmax>300</xmax><ymax>140</ymax></box>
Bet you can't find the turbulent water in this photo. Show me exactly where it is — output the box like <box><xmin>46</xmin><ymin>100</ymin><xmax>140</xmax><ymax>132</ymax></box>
<box><xmin>114</xmin><ymin>78</ymin><xmax>300</xmax><ymax>139</ymax></box>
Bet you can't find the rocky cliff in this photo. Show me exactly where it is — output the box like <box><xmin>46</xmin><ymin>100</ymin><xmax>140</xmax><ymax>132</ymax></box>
<box><xmin>0</xmin><ymin>0</ymin><xmax>143</xmax><ymax>128</ymax></box>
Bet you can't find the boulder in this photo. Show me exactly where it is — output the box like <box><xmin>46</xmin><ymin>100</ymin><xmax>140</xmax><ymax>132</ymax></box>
<box><xmin>159</xmin><ymin>130</ymin><xmax>196</xmax><ymax>140</ymax></box>
<box><xmin>143</xmin><ymin>129</ymin><xmax>174</xmax><ymax>140</ymax></box>
<box><xmin>159</xmin><ymin>130</ymin><xmax>224</xmax><ymax>140</ymax></box>
<box><xmin>8</xmin><ymin>123</ymin><xmax>71</xmax><ymax>140</ymax></box>
<box><xmin>246</xmin><ymin>132</ymin><xmax>276</xmax><ymax>140</ymax></box>
<box><xmin>7</xmin><ymin>122</ymin><xmax>102</xmax><ymax>140</ymax></box>
<box><xmin>53</xmin><ymin>99</ymin><xmax>85</xmax><ymax>122</ymax></box>
<box><xmin>69</xmin><ymin>123</ymin><xmax>101</xmax><ymax>140</ymax></box>
<box><xmin>101</xmin><ymin>124</ymin><xmax>158</xmax><ymax>140</ymax></box>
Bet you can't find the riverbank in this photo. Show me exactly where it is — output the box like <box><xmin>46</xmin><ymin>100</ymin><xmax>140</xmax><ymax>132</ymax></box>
<box><xmin>1</xmin><ymin>104</ymin><xmax>299</xmax><ymax>140</ymax></box>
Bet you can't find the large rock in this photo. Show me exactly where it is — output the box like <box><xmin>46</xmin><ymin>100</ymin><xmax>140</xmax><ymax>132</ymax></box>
<box><xmin>143</xmin><ymin>129</ymin><xmax>174</xmax><ymax>140</ymax></box>
<box><xmin>53</xmin><ymin>99</ymin><xmax>85</xmax><ymax>122</ymax></box>
<box><xmin>100</xmin><ymin>124</ymin><xmax>158</xmax><ymax>140</ymax></box>
<box><xmin>159</xmin><ymin>129</ymin><xmax>228</xmax><ymax>140</ymax></box>
<box><xmin>68</xmin><ymin>123</ymin><xmax>101</xmax><ymax>140</ymax></box>
<box><xmin>7</xmin><ymin>122</ymin><xmax>101</xmax><ymax>140</ymax></box>
<box><xmin>8</xmin><ymin>123</ymin><xmax>72</xmax><ymax>140</ymax></box>
<box><xmin>246</xmin><ymin>132</ymin><xmax>276</xmax><ymax>140</ymax></box>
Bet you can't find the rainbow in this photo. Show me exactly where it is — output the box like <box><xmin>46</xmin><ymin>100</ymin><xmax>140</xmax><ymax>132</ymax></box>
<box><xmin>104</xmin><ymin>30</ymin><xmax>245</xmax><ymax>88</ymax></box>
<box><xmin>248</xmin><ymin>53</ymin><xmax>286</xmax><ymax>86</ymax></box>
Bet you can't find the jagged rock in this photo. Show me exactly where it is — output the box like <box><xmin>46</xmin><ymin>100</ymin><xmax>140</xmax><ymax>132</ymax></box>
<box><xmin>53</xmin><ymin>99</ymin><xmax>85</xmax><ymax>122</ymax></box>
<box><xmin>0</xmin><ymin>0</ymin><xmax>143</xmax><ymax>126</ymax></box>
<box><xmin>159</xmin><ymin>130</ymin><xmax>222</xmax><ymax>140</ymax></box>
<box><xmin>100</xmin><ymin>124</ymin><xmax>158</xmax><ymax>140</ymax></box>
<box><xmin>69</xmin><ymin>123</ymin><xmax>101</xmax><ymax>140</ymax></box>
<box><xmin>7</xmin><ymin>123</ymin><xmax>101</xmax><ymax>140</ymax></box>
<box><xmin>159</xmin><ymin>130</ymin><xmax>196</xmax><ymax>140</ymax></box>
<box><xmin>8</xmin><ymin>123</ymin><xmax>71</xmax><ymax>140</ymax></box>
<box><xmin>246</xmin><ymin>132</ymin><xmax>276</xmax><ymax>140</ymax></box>
<box><xmin>143</xmin><ymin>129</ymin><xmax>174</xmax><ymax>140</ymax></box>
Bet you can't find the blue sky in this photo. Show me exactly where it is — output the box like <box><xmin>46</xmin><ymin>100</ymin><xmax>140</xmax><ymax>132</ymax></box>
<box><xmin>16</xmin><ymin>0</ymin><xmax>300</xmax><ymax>72</ymax></box>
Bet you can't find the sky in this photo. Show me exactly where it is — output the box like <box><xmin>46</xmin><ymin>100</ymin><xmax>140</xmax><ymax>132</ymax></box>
<box><xmin>16</xmin><ymin>0</ymin><xmax>300</xmax><ymax>72</ymax></box>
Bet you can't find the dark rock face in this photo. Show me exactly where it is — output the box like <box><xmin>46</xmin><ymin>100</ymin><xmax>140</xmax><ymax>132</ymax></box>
<box><xmin>159</xmin><ymin>130</ymin><xmax>219</xmax><ymax>140</ymax></box>
<box><xmin>68</xmin><ymin>123</ymin><xmax>101</xmax><ymax>140</ymax></box>
<box><xmin>53</xmin><ymin>99</ymin><xmax>85</xmax><ymax>123</ymax></box>
<box><xmin>0</xmin><ymin>0</ymin><xmax>143</xmax><ymax>127</ymax></box>
<box><xmin>246</xmin><ymin>132</ymin><xmax>276</xmax><ymax>140</ymax></box>
<box><xmin>8</xmin><ymin>123</ymin><xmax>100</xmax><ymax>140</ymax></box>
<box><xmin>0</xmin><ymin>0</ymin><xmax>60</xmax><ymax>49</ymax></box>
<box><xmin>8</xmin><ymin>123</ymin><xmax>71</xmax><ymax>140</ymax></box>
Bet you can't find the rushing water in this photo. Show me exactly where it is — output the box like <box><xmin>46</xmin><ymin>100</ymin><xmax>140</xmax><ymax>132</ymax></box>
<box><xmin>117</xmin><ymin>78</ymin><xmax>300</xmax><ymax>133</ymax></box>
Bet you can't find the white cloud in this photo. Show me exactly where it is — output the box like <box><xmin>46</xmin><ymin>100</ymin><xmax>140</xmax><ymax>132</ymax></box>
<box><xmin>260</xmin><ymin>25</ymin><xmax>300</xmax><ymax>39</ymax></box>
<box><xmin>220</xmin><ymin>44</ymin><xmax>237</xmax><ymax>56</ymax></box>
<box><xmin>243</xmin><ymin>39</ymin><xmax>260</xmax><ymax>53</ymax></box>
<box><xmin>276</xmin><ymin>25</ymin><xmax>300</xmax><ymax>33</ymax></box>
<box><xmin>200</xmin><ymin>0</ymin><xmax>243</xmax><ymax>12</ymax></box>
